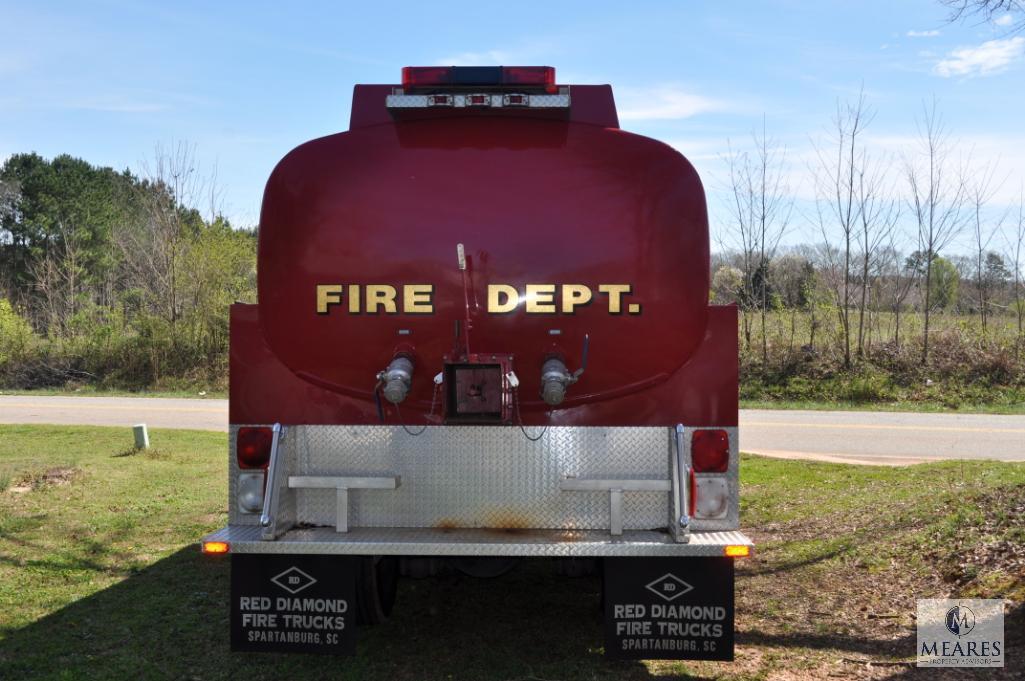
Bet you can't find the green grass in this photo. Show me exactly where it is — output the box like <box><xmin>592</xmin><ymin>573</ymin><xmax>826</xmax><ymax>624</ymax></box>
<box><xmin>1</xmin><ymin>425</ymin><xmax>1022</xmax><ymax>680</ymax></box>
<box><xmin>739</xmin><ymin>398</ymin><xmax>1025</xmax><ymax>415</ymax></box>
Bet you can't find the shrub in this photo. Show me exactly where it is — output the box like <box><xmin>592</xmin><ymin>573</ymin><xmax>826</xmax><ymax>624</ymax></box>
<box><xmin>0</xmin><ymin>299</ymin><xmax>38</xmax><ymax>371</ymax></box>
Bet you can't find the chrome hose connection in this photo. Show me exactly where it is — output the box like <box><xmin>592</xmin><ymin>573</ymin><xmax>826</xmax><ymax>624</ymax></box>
<box><xmin>540</xmin><ymin>357</ymin><xmax>574</xmax><ymax>406</ymax></box>
<box><xmin>378</xmin><ymin>356</ymin><xmax>414</xmax><ymax>404</ymax></box>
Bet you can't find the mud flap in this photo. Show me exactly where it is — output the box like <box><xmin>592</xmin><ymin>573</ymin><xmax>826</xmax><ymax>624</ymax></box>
<box><xmin>231</xmin><ymin>554</ymin><xmax>357</xmax><ymax>654</ymax></box>
<box><xmin>603</xmin><ymin>557</ymin><xmax>735</xmax><ymax>661</ymax></box>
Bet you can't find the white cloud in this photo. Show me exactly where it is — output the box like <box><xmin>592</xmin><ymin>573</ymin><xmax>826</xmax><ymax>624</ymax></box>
<box><xmin>934</xmin><ymin>36</ymin><xmax>1025</xmax><ymax>77</ymax></box>
<box><xmin>907</xmin><ymin>29</ymin><xmax>941</xmax><ymax>37</ymax></box>
<box><xmin>616</xmin><ymin>85</ymin><xmax>725</xmax><ymax>121</ymax></box>
<box><xmin>995</xmin><ymin>14</ymin><xmax>1014</xmax><ymax>26</ymax></box>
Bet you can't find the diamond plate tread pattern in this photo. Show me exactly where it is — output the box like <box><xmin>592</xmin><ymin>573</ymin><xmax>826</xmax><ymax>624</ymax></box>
<box><xmin>202</xmin><ymin>525</ymin><xmax>753</xmax><ymax>557</ymax></box>
<box><xmin>290</xmin><ymin>426</ymin><xmax>668</xmax><ymax>531</ymax></box>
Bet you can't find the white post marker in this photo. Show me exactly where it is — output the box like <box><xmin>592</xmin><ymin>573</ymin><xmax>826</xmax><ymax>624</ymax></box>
<box><xmin>133</xmin><ymin>423</ymin><xmax>150</xmax><ymax>449</ymax></box>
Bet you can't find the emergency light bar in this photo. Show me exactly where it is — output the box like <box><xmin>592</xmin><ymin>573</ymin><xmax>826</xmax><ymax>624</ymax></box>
<box><xmin>388</xmin><ymin>65</ymin><xmax>569</xmax><ymax>110</ymax></box>
<box><xmin>402</xmin><ymin>66</ymin><xmax>557</xmax><ymax>92</ymax></box>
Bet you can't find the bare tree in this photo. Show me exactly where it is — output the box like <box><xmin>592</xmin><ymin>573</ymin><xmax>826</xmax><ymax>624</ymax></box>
<box><xmin>811</xmin><ymin>89</ymin><xmax>881</xmax><ymax>368</ymax></box>
<box><xmin>904</xmin><ymin>100</ymin><xmax>969</xmax><ymax>363</ymax></box>
<box><xmin>967</xmin><ymin>162</ymin><xmax>1002</xmax><ymax>335</ymax></box>
<box><xmin>723</xmin><ymin>119</ymin><xmax>793</xmax><ymax>363</ymax></box>
<box><xmin>941</xmin><ymin>0</ymin><xmax>1025</xmax><ymax>32</ymax></box>
<box><xmin>854</xmin><ymin>157</ymin><xmax>899</xmax><ymax>357</ymax></box>
<box><xmin>29</xmin><ymin>220</ymin><xmax>86</xmax><ymax>336</ymax></box>
<box><xmin>1008</xmin><ymin>189</ymin><xmax>1025</xmax><ymax>358</ymax></box>
<box><xmin>878</xmin><ymin>239</ymin><xmax>916</xmax><ymax>347</ymax></box>
<box><xmin>118</xmin><ymin>142</ymin><xmax>209</xmax><ymax>331</ymax></box>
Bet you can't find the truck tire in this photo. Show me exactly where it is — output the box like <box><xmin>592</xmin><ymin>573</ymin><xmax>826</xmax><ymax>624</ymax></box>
<box><xmin>355</xmin><ymin>556</ymin><xmax>398</xmax><ymax>625</ymax></box>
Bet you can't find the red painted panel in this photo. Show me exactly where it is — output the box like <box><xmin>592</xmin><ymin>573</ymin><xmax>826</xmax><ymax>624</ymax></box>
<box><xmin>258</xmin><ymin>119</ymin><xmax>708</xmax><ymax>414</ymax></box>
<box><xmin>236</xmin><ymin>79</ymin><xmax>734</xmax><ymax>429</ymax></box>
<box><xmin>230</xmin><ymin>304</ymin><xmax>736</xmax><ymax>428</ymax></box>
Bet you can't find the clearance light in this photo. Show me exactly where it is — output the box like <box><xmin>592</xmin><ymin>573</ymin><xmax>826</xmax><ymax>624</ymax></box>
<box><xmin>724</xmin><ymin>545</ymin><xmax>750</xmax><ymax>558</ymax></box>
<box><xmin>401</xmin><ymin>66</ymin><xmax>558</xmax><ymax>93</ymax></box>
<box><xmin>692</xmin><ymin>429</ymin><xmax>730</xmax><ymax>473</ymax></box>
<box><xmin>427</xmin><ymin>94</ymin><xmax>453</xmax><ymax>107</ymax></box>
<box><xmin>202</xmin><ymin>541</ymin><xmax>230</xmax><ymax>555</ymax></box>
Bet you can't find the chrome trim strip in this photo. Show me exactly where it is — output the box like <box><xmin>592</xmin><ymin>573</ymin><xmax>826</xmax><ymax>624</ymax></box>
<box><xmin>202</xmin><ymin>525</ymin><xmax>753</xmax><ymax>557</ymax></box>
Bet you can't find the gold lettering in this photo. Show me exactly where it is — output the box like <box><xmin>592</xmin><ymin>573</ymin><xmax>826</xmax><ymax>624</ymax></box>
<box><xmin>403</xmin><ymin>284</ymin><xmax>434</xmax><ymax>313</ymax></box>
<box><xmin>348</xmin><ymin>284</ymin><xmax>361</xmax><ymax>313</ymax></box>
<box><xmin>526</xmin><ymin>284</ymin><xmax>557</xmax><ymax>313</ymax></box>
<box><xmin>316</xmin><ymin>285</ymin><xmax>343</xmax><ymax>314</ymax></box>
<box><xmin>561</xmin><ymin>284</ymin><xmax>593</xmax><ymax>313</ymax></box>
<box><xmin>599</xmin><ymin>284</ymin><xmax>632</xmax><ymax>314</ymax></box>
<box><xmin>488</xmin><ymin>284</ymin><xmax>519</xmax><ymax>313</ymax></box>
<box><xmin>366</xmin><ymin>285</ymin><xmax>398</xmax><ymax>314</ymax></box>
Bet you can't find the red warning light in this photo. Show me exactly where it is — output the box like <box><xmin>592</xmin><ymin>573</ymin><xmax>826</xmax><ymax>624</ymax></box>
<box><xmin>401</xmin><ymin>66</ymin><xmax>557</xmax><ymax>93</ymax></box>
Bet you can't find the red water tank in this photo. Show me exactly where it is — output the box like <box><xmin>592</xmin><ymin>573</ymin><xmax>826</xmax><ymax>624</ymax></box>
<box><xmin>255</xmin><ymin>78</ymin><xmax>713</xmax><ymax>421</ymax></box>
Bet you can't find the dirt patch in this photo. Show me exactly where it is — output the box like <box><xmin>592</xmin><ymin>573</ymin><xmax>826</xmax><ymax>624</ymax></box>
<box><xmin>666</xmin><ymin>486</ymin><xmax>1025</xmax><ymax>679</ymax></box>
<box><xmin>8</xmin><ymin>466</ymin><xmax>82</xmax><ymax>493</ymax></box>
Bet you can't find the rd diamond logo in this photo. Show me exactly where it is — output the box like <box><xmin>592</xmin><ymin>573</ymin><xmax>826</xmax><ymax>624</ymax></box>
<box><xmin>645</xmin><ymin>573</ymin><xmax>694</xmax><ymax>602</ymax></box>
<box><xmin>271</xmin><ymin>566</ymin><xmax>317</xmax><ymax>595</ymax></box>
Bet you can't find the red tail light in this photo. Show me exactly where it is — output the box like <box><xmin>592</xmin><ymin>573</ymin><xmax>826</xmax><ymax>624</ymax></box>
<box><xmin>689</xmin><ymin>468</ymin><xmax>696</xmax><ymax>516</ymax></box>
<box><xmin>237</xmin><ymin>426</ymin><xmax>273</xmax><ymax>469</ymax></box>
<box><xmin>691</xmin><ymin>429</ymin><xmax>729</xmax><ymax>473</ymax></box>
<box><xmin>501</xmin><ymin>66</ymin><xmax>557</xmax><ymax>92</ymax></box>
<box><xmin>402</xmin><ymin>66</ymin><xmax>450</xmax><ymax>88</ymax></box>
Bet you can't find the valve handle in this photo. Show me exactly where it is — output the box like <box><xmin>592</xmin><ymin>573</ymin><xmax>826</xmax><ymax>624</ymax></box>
<box><xmin>572</xmin><ymin>334</ymin><xmax>590</xmax><ymax>380</ymax></box>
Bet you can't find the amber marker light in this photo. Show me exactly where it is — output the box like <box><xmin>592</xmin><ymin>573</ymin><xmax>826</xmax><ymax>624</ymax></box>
<box><xmin>724</xmin><ymin>544</ymin><xmax>751</xmax><ymax>558</ymax></box>
<box><xmin>202</xmin><ymin>541</ymin><xmax>230</xmax><ymax>555</ymax></box>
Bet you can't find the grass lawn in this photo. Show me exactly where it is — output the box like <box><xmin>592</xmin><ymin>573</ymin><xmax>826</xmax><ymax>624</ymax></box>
<box><xmin>1</xmin><ymin>425</ymin><xmax>1022</xmax><ymax>680</ymax></box>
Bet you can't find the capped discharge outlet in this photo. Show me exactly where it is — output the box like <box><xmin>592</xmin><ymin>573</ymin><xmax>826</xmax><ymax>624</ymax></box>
<box><xmin>378</xmin><ymin>356</ymin><xmax>414</xmax><ymax>404</ymax></box>
<box><xmin>540</xmin><ymin>358</ymin><xmax>574</xmax><ymax>406</ymax></box>
<box><xmin>540</xmin><ymin>334</ymin><xmax>589</xmax><ymax>407</ymax></box>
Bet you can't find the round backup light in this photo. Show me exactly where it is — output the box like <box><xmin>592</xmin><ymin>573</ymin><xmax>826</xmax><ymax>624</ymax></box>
<box><xmin>237</xmin><ymin>472</ymin><xmax>266</xmax><ymax>513</ymax></box>
<box><xmin>694</xmin><ymin>477</ymin><xmax>729</xmax><ymax>519</ymax></box>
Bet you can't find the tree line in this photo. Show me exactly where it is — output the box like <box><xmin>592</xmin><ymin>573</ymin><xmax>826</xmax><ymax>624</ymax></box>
<box><xmin>0</xmin><ymin>145</ymin><xmax>255</xmax><ymax>389</ymax></box>
<box><xmin>0</xmin><ymin>104</ymin><xmax>1022</xmax><ymax>401</ymax></box>
<box><xmin>718</xmin><ymin>96</ymin><xmax>1025</xmax><ymax>393</ymax></box>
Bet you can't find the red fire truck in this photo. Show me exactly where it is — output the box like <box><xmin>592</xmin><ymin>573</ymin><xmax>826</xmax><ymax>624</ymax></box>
<box><xmin>202</xmin><ymin>66</ymin><xmax>751</xmax><ymax>660</ymax></box>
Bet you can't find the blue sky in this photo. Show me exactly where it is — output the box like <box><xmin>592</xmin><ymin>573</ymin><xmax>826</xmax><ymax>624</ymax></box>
<box><xmin>1</xmin><ymin>0</ymin><xmax>1023</xmax><ymax>252</ymax></box>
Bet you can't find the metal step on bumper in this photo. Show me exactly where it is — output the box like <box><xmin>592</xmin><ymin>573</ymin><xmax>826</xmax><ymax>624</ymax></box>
<box><xmin>202</xmin><ymin>525</ymin><xmax>753</xmax><ymax>558</ymax></box>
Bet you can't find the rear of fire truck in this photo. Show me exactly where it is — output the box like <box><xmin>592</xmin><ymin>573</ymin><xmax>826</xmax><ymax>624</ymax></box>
<box><xmin>202</xmin><ymin>66</ymin><xmax>752</xmax><ymax>660</ymax></box>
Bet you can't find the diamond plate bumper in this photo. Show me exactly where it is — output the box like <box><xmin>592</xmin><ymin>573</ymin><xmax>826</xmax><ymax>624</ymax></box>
<box><xmin>202</xmin><ymin>525</ymin><xmax>753</xmax><ymax>557</ymax></box>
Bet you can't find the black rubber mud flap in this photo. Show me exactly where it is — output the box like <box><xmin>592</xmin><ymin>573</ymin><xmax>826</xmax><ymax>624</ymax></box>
<box><xmin>603</xmin><ymin>557</ymin><xmax>735</xmax><ymax>661</ymax></box>
<box><xmin>231</xmin><ymin>554</ymin><xmax>358</xmax><ymax>654</ymax></box>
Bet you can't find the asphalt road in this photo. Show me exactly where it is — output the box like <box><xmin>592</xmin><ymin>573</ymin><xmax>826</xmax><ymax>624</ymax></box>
<box><xmin>0</xmin><ymin>395</ymin><xmax>229</xmax><ymax>432</ymax></box>
<box><xmin>739</xmin><ymin>409</ymin><xmax>1025</xmax><ymax>464</ymax></box>
<box><xmin>1</xmin><ymin>396</ymin><xmax>1023</xmax><ymax>464</ymax></box>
